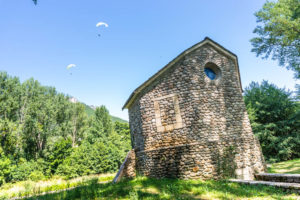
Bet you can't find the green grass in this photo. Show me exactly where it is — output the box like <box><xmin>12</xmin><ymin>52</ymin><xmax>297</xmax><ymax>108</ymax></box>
<box><xmin>2</xmin><ymin>160</ymin><xmax>299</xmax><ymax>200</ymax></box>
<box><xmin>0</xmin><ymin>174</ymin><xmax>114</xmax><ymax>200</ymax></box>
<box><xmin>268</xmin><ymin>158</ymin><xmax>300</xmax><ymax>174</ymax></box>
<box><xmin>18</xmin><ymin>177</ymin><xmax>299</xmax><ymax>200</ymax></box>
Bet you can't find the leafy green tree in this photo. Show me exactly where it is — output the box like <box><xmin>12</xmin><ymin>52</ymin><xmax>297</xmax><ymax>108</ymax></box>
<box><xmin>113</xmin><ymin>121</ymin><xmax>131</xmax><ymax>165</ymax></box>
<box><xmin>54</xmin><ymin>94</ymin><xmax>73</xmax><ymax>139</ymax></box>
<box><xmin>0</xmin><ymin>72</ymin><xmax>21</xmax><ymax>121</ymax></box>
<box><xmin>244</xmin><ymin>81</ymin><xmax>300</xmax><ymax>162</ymax></box>
<box><xmin>56</xmin><ymin>141</ymin><xmax>111</xmax><ymax>178</ymax></box>
<box><xmin>296</xmin><ymin>84</ymin><xmax>300</xmax><ymax>99</ymax></box>
<box><xmin>46</xmin><ymin>138</ymin><xmax>72</xmax><ymax>174</ymax></box>
<box><xmin>0</xmin><ymin>119</ymin><xmax>21</xmax><ymax>157</ymax></box>
<box><xmin>22</xmin><ymin>79</ymin><xmax>58</xmax><ymax>159</ymax></box>
<box><xmin>70</xmin><ymin>103</ymin><xmax>87</xmax><ymax>147</ymax></box>
<box><xmin>251</xmin><ymin>0</ymin><xmax>300</xmax><ymax>78</ymax></box>
<box><xmin>95</xmin><ymin>106</ymin><xmax>113</xmax><ymax>136</ymax></box>
<box><xmin>10</xmin><ymin>158</ymin><xmax>46</xmax><ymax>182</ymax></box>
<box><xmin>0</xmin><ymin>147</ymin><xmax>11</xmax><ymax>185</ymax></box>
<box><xmin>0</xmin><ymin>71</ymin><xmax>130</xmax><ymax>183</ymax></box>
<box><xmin>105</xmin><ymin>132</ymin><xmax>130</xmax><ymax>170</ymax></box>
<box><xmin>87</xmin><ymin>105</ymin><xmax>112</xmax><ymax>143</ymax></box>
<box><xmin>87</xmin><ymin>118</ymin><xmax>104</xmax><ymax>144</ymax></box>
<box><xmin>0</xmin><ymin>72</ymin><xmax>23</xmax><ymax>158</ymax></box>
<box><xmin>114</xmin><ymin>121</ymin><xmax>130</xmax><ymax>136</ymax></box>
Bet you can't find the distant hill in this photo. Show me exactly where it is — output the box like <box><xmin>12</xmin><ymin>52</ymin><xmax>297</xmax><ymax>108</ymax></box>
<box><xmin>83</xmin><ymin>104</ymin><xmax>127</xmax><ymax>123</ymax></box>
<box><xmin>84</xmin><ymin>104</ymin><xmax>96</xmax><ymax>117</ymax></box>
<box><xmin>110</xmin><ymin>115</ymin><xmax>128</xmax><ymax>123</ymax></box>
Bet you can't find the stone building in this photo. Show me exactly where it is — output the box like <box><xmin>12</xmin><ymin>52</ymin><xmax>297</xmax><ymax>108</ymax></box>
<box><xmin>117</xmin><ymin>37</ymin><xmax>265</xmax><ymax>181</ymax></box>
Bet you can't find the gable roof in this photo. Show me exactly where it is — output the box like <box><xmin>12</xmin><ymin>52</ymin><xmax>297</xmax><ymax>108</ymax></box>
<box><xmin>123</xmin><ymin>37</ymin><xmax>243</xmax><ymax>110</ymax></box>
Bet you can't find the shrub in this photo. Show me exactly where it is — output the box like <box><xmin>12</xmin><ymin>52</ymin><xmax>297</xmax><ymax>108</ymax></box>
<box><xmin>56</xmin><ymin>141</ymin><xmax>114</xmax><ymax>179</ymax></box>
<box><xmin>29</xmin><ymin>170</ymin><xmax>45</xmax><ymax>181</ymax></box>
<box><xmin>46</xmin><ymin>138</ymin><xmax>72</xmax><ymax>174</ymax></box>
<box><xmin>0</xmin><ymin>148</ymin><xmax>11</xmax><ymax>185</ymax></box>
<box><xmin>10</xmin><ymin>158</ymin><xmax>47</xmax><ymax>182</ymax></box>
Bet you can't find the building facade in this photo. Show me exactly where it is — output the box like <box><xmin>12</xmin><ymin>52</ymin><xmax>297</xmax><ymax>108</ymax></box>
<box><xmin>121</xmin><ymin>37</ymin><xmax>265</xmax><ymax>180</ymax></box>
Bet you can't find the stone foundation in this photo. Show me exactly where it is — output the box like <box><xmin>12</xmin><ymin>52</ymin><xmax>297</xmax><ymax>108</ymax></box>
<box><xmin>136</xmin><ymin>137</ymin><xmax>265</xmax><ymax>180</ymax></box>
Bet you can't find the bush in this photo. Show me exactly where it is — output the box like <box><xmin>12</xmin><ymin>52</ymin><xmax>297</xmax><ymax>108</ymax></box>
<box><xmin>10</xmin><ymin>158</ymin><xmax>48</xmax><ymax>182</ymax></box>
<box><xmin>0</xmin><ymin>148</ymin><xmax>11</xmax><ymax>185</ymax></box>
<box><xmin>56</xmin><ymin>141</ymin><xmax>113</xmax><ymax>179</ymax></box>
<box><xmin>46</xmin><ymin>138</ymin><xmax>72</xmax><ymax>174</ymax></box>
<box><xmin>10</xmin><ymin>159</ymin><xmax>34</xmax><ymax>181</ymax></box>
<box><xmin>29</xmin><ymin>170</ymin><xmax>45</xmax><ymax>181</ymax></box>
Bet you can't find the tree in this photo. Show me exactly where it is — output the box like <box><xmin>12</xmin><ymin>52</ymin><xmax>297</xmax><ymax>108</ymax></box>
<box><xmin>296</xmin><ymin>84</ymin><xmax>300</xmax><ymax>99</ymax></box>
<box><xmin>56</xmin><ymin>141</ymin><xmax>111</xmax><ymax>178</ymax></box>
<box><xmin>0</xmin><ymin>72</ymin><xmax>21</xmax><ymax>121</ymax></box>
<box><xmin>46</xmin><ymin>138</ymin><xmax>72</xmax><ymax>174</ymax></box>
<box><xmin>95</xmin><ymin>106</ymin><xmax>113</xmax><ymax>135</ymax></box>
<box><xmin>0</xmin><ymin>72</ymin><xmax>22</xmax><ymax>158</ymax></box>
<box><xmin>0</xmin><ymin>147</ymin><xmax>11</xmax><ymax>185</ymax></box>
<box><xmin>21</xmin><ymin>79</ymin><xmax>58</xmax><ymax>159</ymax></box>
<box><xmin>251</xmin><ymin>0</ymin><xmax>300</xmax><ymax>78</ymax></box>
<box><xmin>0</xmin><ymin>71</ymin><xmax>130</xmax><ymax>183</ymax></box>
<box><xmin>244</xmin><ymin>81</ymin><xmax>300</xmax><ymax>162</ymax></box>
<box><xmin>70</xmin><ymin>103</ymin><xmax>87</xmax><ymax>147</ymax></box>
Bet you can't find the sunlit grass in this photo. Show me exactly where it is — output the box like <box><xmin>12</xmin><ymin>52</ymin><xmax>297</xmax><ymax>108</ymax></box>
<box><xmin>21</xmin><ymin>176</ymin><xmax>299</xmax><ymax>200</ymax></box>
<box><xmin>268</xmin><ymin>158</ymin><xmax>300</xmax><ymax>174</ymax></box>
<box><xmin>2</xmin><ymin>162</ymin><xmax>300</xmax><ymax>200</ymax></box>
<box><xmin>0</xmin><ymin>173</ymin><xmax>114</xmax><ymax>200</ymax></box>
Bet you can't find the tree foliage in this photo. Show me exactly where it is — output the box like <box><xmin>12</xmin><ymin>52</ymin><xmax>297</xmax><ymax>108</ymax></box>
<box><xmin>0</xmin><ymin>72</ymin><xmax>130</xmax><ymax>185</ymax></box>
<box><xmin>244</xmin><ymin>81</ymin><xmax>300</xmax><ymax>162</ymax></box>
<box><xmin>251</xmin><ymin>0</ymin><xmax>300</xmax><ymax>78</ymax></box>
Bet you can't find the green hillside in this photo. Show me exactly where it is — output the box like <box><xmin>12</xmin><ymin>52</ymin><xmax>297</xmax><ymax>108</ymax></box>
<box><xmin>111</xmin><ymin>115</ymin><xmax>128</xmax><ymax>123</ymax></box>
<box><xmin>84</xmin><ymin>104</ymin><xmax>95</xmax><ymax>117</ymax></box>
<box><xmin>84</xmin><ymin>104</ymin><xmax>127</xmax><ymax>123</ymax></box>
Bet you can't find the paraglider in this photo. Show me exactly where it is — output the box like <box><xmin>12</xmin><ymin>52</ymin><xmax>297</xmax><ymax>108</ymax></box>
<box><xmin>96</xmin><ymin>22</ymin><xmax>108</xmax><ymax>37</ymax></box>
<box><xmin>67</xmin><ymin>64</ymin><xmax>76</xmax><ymax>75</ymax></box>
<box><xmin>67</xmin><ymin>64</ymin><xmax>76</xmax><ymax>70</ymax></box>
<box><xmin>96</xmin><ymin>22</ymin><xmax>108</xmax><ymax>28</ymax></box>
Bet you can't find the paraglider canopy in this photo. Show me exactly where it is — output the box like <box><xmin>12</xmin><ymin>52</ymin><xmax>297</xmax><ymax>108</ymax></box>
<box><xmin>96</xmin><ymin>22</ymin><xmax>108</xmax><ymax>28</ymax></box>
<box><xmin>67</xmin><ymin>64</ymin><xmax>76</xmax><ymax>69</ymax></box>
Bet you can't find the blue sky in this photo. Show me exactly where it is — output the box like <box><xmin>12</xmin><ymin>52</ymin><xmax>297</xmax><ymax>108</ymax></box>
<box><xmin>0</xmin><ymin>0</ymin><xmax>298</xmax><ymax>120</ymax></box>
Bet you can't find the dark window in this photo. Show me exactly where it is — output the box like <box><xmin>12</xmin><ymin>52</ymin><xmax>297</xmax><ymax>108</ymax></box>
<box><xmin>204</xmin><ymin>68</ymin><xmax>216</xmax><ymax>80</ymax></box>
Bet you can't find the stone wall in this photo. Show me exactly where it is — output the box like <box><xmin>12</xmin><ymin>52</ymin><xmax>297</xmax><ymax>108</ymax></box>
<box><xmin>128</xmin><ymin>43</ymin><xmax>266</xmax><ymax>180</ymax></box>
<box><xmin>123</xmin><ymin>149</ymin><xmax>136</xmax><ymax>178</ymax></box>
<box><xmin>113</xmin><ymin>149</ymin><xmax>136</xmax><ymax>183</ymax></box>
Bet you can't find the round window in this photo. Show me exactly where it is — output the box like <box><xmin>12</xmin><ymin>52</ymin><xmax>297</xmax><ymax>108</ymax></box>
<box><xmin>204</xmin><ymin>68</ymin><xmax>217</xmax><ymax>80</ymax></box>
<box><xmin>204</xmin><ymin>62</ymin><xmax>221</xmax><ymax>81</ymax></box>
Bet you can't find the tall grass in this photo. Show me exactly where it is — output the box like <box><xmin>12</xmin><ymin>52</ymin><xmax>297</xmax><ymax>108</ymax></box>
<box><xmin>0</xmin><ymin>174</ymin><xmax>114</xmax><ymax>200</ymax></box>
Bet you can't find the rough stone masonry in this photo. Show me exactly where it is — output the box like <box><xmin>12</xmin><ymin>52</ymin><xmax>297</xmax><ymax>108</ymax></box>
<box><xmin>117</xmin><ymin>37</ymin><xmax>266</xmax><ymax>181</ymax></box>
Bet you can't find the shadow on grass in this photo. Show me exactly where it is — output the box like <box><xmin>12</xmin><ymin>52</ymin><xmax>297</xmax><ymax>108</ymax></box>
<box><xmin>268</xmin><ymin>159</ymin><xmax>300</xmax><ymax>174</ymax></box>
<box><xmin>24</xmin><ymin>177</ymin><xmax>294</xmax><ymax>200</ymax></box>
